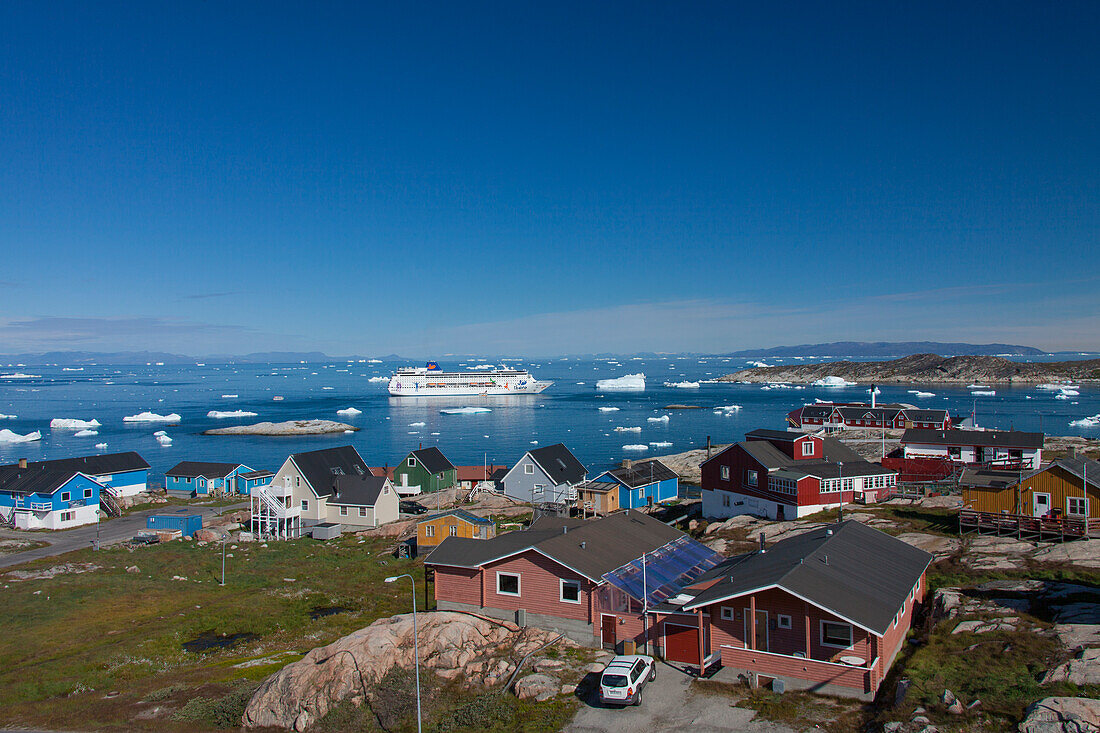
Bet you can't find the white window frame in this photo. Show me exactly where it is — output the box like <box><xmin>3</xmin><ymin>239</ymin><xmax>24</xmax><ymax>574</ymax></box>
<box><xmin>449</xmin><ymin>525</ymin><xmax>457</xmax><ymax>537</ymax></box>
<box><xmin>720</xmin><ymin>465</ymin><xmax>730</xmax><ymax>481</ymax></box>
<box><xmin>61</xmin><ymin>491</ymin><xmax>71</xmax><ymax>502</ymax></box>
<box><xmin>524</xmin><ymin>463</ymin><xmax>534</xmax><ymax>475</ymax></box>
<box><xmin>801</xmin><ymin>441</ymin><xmax>814</xmax><ymax>456</ymax></box>
<box><xmin>722</xmin><ymin>493</ymin><xmax>731</xmax><ymax>507</ymax></box>
<box><xmin>83</xmin><ymin>488</ymin><xmax>93</xmax><ymax>499</ymax></box>
<box><xmin>496</xmin><ymin>571</ymin><xmax>521</xmax><ymax>597</ymax></box>
<box><xmin>60</xmin><ymin>511</ymin><xmax>74</xmax><ymax>522</ymax></box>
<box><xmin>339</xmin><ymin>506</ymin><xmax>348</xmax><ymax>516</ymax></box>
<box><xmin>359</xmin><ymin>507</ymin><xmax>367</xmax><ymax>517</ymax></box>
<box><xmin>532</xmin><ymin>484</ymin><xmax>544</xmax><ymax>497</ymax></box>
<box><xmin>425</xmin><ymin>524</ymin><xmax>435</xmax><ymax>538</ymax></box>
<box><xmin>777</xmin><ymin>614</ymin><xmax>792</xmax><ymax>629</ymax></box>
<box><xmin>820</xmin><ymin>620</ymin><xmax>854</xmax><ymax>649</ymax></box>
<box><xmin>1068</xmin><ymin>496</ymin><xmax>1089</xmax><ymax>516</ymax></box>
<box><xmin>408</xmin><ymin>457</ymin><xmax>416</xmax><ymax>467</ymax></box>
<box><xmin>560</xmin><ymin>579</ymin><xmax>582</xmax><ymax>604</ymax></box>
<box><xmin>720</xmin><ymin>606</ymin><xmax>735</xmax><ymax>621</ymax></box>
<box><xmin>745</xmin><ymin>470</ymin><xmax>758</xmax><ymax>487</ymax></box>
<box><xmin>301</xmin><ymin>499</ymin><xmax>309</xmax><ymax>511</ymax></box>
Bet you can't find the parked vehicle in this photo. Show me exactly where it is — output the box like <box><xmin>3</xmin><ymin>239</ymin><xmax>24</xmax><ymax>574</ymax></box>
<box><xmin>598</xmin><ymin>655</ymin><xmax>656</xmax><ymax>706</ymax></box>
<box><xmin>400</xmin><ymin>501</ymin><xmax>428</xmax><ymax>515</ymax></box>
<box><xmin>130</xmin><ymin>533</ymin><xmax>160</xmax><ymax>545</ymax></box>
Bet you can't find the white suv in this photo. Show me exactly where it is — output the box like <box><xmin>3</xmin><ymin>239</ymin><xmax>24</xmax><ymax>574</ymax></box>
<box><xmin>598</xmin><ymin>654</ymin><xmax>656</xmax><ymax>706</ymax></box>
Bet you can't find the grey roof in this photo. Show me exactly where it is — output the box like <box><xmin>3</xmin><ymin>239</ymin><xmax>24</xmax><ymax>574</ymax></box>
<box><xmin>607</xmin><ymin>459</ymin><xmax>678</xmax><ymax>487</ymax></box>
<box><xmin>165</xmin><ymin>461</ymin><xmax>244</xmax><ymax>479</ymax></box>
<box><xmin>797</xmin><ymin>405</ymin><xmax>833</xmax><ymax>420</ymax></box>
<box><xmin>902</xmin><ymin>428</ymin><xmax>1044</xmax><ymax>449</ymax></box>
<box><xmin>0</xmin><ymin>452</ymin><xmax>149</xmax><ymax>496</ymax></box>
<box><xmin>683</xmin><ymin>521</ymin><xmax>931</xmax><ymax>635</ymax></box>
<box><xmin>425</xmin><ymin>510</ymin><xmax>684</xmax><ymax>581</ymax></box>
<box><xmin>410</xmin><ymin>447</ymin><xmax>455</xmax><ymax>474</ymax></box>
<box><xmin>1028</xmin><ymin>456</ymin><xmax>1100</xmax><ymax>489</ymax></box>
<box><xmin>904</xmin><ymin>409</ymin><xmax>951</xmax><ymax>422</ymax></box>
<box><xmin>723</xmin><ymin>434</ymin><xmax>882</xmax><ymax>479</ymax></box>
<box><xmin>959</xmin><ymin>468</ymin><xmax>1021</xmax><ymax>490</ymax></box>
<box><xmin>240</xmin><ymin>469</ymin><xmax>274</xmax><ymax>479</ymax></box>
<box><xmin>417</xmin><ymin>508</ymin><xmax>494</xmax><ymax>526</ymax></box>
<box><xmin>528</xmin><ymin>443</ymin><xmax>587</xmax><ymax>485</ymax></box>
<box><xmin>329</xmin><ymin>474</ymin><xmax>389</xmax><ymax>506</ymax></box>
<box><xmin>290</xmin><ymin>446</ymin><xmax>370</xmax><ymax>497</ymax></box>
<box><xmin>836</xmin><ymin>407</ymin><xmax>901</xmax><ymax>421</ymax></box>
<box><xmin>576</xmin><ymin>480</ymin><xmax>620</xmax><ymax>494</ymax></box>
<box><xmin>745</xmin><ymin>428</ymin><xmax>804</xmax><ymax>442</ymax></box>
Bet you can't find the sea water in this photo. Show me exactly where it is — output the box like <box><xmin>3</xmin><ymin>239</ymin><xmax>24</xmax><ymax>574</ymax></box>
<box><xmin>0</xmin><ymin>356</ymin><xmax>1097</xmax><ymax>479</ymax></box>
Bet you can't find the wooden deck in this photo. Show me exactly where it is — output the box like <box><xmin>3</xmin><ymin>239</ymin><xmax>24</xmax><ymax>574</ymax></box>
<box><xmin>959</xmin><ymin>508</ymin><xmax>1098</xmax><ymax>541</ymax></box>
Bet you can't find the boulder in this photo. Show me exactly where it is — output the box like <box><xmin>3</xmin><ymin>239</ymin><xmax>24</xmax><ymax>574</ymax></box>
<box><xmin>356</xmin><ymin>518</ymin><xmax>417</xmax><ymax>539</ymax></box>
<box><xmin>242</xmin><ymin>612</ymin><xmax>567</xmax><ymax>729</ymax></box>
<box><xmin>895</xmin><ymin>533</ymin><xmax>959</xmax><ymax>558</ymax></box>
<box><xmin>126</xmin><ymin>566</ymin><xmax>140</xmax><ymax>574</ymax></box>
<box><xmin>514</xmin><ymin>674</ymin><xmax>559</xmax><ymax>702</ymax></box>
<box><xmin>193</xmin><ymin>529</ymin><xmax>220</xmax><ymax>543</ymax></box>
<box><xmin>1032</xmin><ymin>543</ymin><xmax>1100</xmax><ymax>570</ymax></box>
<box><xmin>1042</xmin><ymin>649</ymin><xmax>1100</xmax><ymax>686</ymax></box>
<box><xmin>1018</xmin><ymin>697</ymin><xmax>1100</xmax><ymax>733</ymax></box>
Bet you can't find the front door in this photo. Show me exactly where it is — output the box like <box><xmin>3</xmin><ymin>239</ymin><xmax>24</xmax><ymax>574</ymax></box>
<box><xmin>744</xmin><ymin>609</ymin><xmax>768</xmax><ymax>651</ymax></box>
<box><xmin>1033</xmin><ymin>493</ymin><xmax>1051</xmax><ymax>518</ymax></box>
<box><xmin>776</xmin><ymin>504</ymin><xmax>785</xmax><ymax>521</ymax></box>
<box><xmin>601</xmin><ymin>615</ymin><xmax>617</xmax><ymax>650</ymax></box>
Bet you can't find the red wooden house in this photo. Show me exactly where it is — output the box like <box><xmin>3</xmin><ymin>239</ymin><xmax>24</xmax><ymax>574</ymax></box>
<box><xmin>674</xmin><ymin>521</ymin><xmax>930</xmax><ymax>699</ymax></box>
<box><xmin>788</xmin><ymin>403</ymin><xmax>951</xmax><ymax>431</ymax></box>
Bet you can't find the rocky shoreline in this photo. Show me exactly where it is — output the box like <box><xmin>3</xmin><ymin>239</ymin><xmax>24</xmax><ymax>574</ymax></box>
<box><xmin>718</xmin><ymin>353</ymin><xmax>1100</xmax><ymax>384</ymax></box>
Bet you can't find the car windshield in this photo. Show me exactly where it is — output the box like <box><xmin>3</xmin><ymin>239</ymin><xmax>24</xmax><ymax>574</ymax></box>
<box><xmin>602</xmin><ymin>673</ymin><xmax>629</xmax><ymax>688</ymax></box>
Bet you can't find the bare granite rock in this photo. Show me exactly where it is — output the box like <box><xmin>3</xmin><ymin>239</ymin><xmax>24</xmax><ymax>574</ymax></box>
<box><xmin>514</xmin><ymin>673</ymin><xmax>560</xmax><ymax>701</ymax></box>
<box><xmin>6</xmin><ymin>562</ymin><xmax>101</xmax><ymax>581</ymax></box>
<box><xmin>1018</xmin><ymin>696</ymin><xmax>1100</xmax><ymax>733</ymax></box>
<box><xmin>204</xmin><ymin>420</ymin><xmax>358</xmax><ymax>436</ymax></box>
<box><xmin>242</xmin><ymin>611</ymin><xmax>571</xmax><ymax>729</ymax></box>
<box><xmin>1042</xmin><ymin>649</ymin><xmax>1100</xmax><ymax>686</ymax></box>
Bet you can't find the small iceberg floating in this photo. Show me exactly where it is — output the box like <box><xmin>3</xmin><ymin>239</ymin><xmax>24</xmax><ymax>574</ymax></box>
<box><xmin>647</xmin><ymin>415</ymin><xmax>671</xmax><ymax>423</ymax></box>
<box><xmin>907</xmin><ymin>390</ymin><xmax>935</xmax><ymax>398</ymax></box>
<box><xmin>970</xmin><ymin>390</ymin><xmax>996</xmax><ymax>397</ymax></box>
<box><xmin>596</xmin><ymin>373</ymin><xmax>646</xmax><ymax>391</ymax></box>
<box><xmin>622</xmin><ymin>444</ymin><xmax>649</xmax><ymax>451</ymax></box>
<box><xmin>967</xmin><ymin>384</ymin><xmax>991</xmax><ymax>389</ymax></box>
<box><xmin>336</xmin><ymin>407</ymin><xmax>363</xmax><ymax>417</ymax></box>
<box><xmin>614</xmin><ymin>426</ymin><xmax>642</xmax><ymax>433</ymax></box>
<box><xmin>663</xmin><ymin>381</ymin><xmax>700</xmax><ymax>389</ymax></box>
<box><xmin>0</xmin><ymin>429</ymin><xmax>41</xmax><ymax>444</ymax></box>
<box><xmin>124</xmin><ymin>412</ymin><xmax>181</xmax><ymax>423</ymax></box>
<box><xmin>50</xmin><ymin>418</ymin><xmax>102</xmax><ymax>430</ymax></box>
<box><xmin>74</xmin><ymin>429</ymin><xmax>99</xmax><ymax>437</ymax></box>
<box><xmin>813</xmin><ymin>376</ymin><xmax>856</xmax><ymax>387</ymax></box>
<box><xmin>440</xmin><ymin>407</ymin><xmax>492</xmax><ymax>415</ymax></box>
<box><xmin>1070</xmin><ymin>415</ymin><xmax>1100</xmax><ymax>428</ymax></box>
<box><xmin>208</xmin><ymin>410</ymin><xmax>258</xmax><ymax>418</ymax></box>
<box><xmin>95</xmin><ymin>442</ymin><xmax>108</xmax><ymax>449</ymax></box>
<box><xmin>649</xmin><ymin>441</ymin><xmax>673</xmax><ymax>448</ymax></box>
<box><xmin>598</xmin><ymin>407</ymin><xmax>620</xmax><ymax>412</ymax></box>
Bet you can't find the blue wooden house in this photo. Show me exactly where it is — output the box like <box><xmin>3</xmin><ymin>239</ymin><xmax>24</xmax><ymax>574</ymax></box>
<box><xmin>0</xmin><ymin>452</ymin><xmax>149</xmax><ymax>530</ymax></box>
<box><xmin>593</xmin><ymin>458</ymin><xmax>679</xmax><ymax>509</ymax></box>
<box><xmin>165</xmin><ymin>462</ymin><xmax>270</xmax><ymax>497</ymax></box>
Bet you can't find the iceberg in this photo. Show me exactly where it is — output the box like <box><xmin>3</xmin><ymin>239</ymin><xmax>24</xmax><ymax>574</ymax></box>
<box><xmin>440</xmin><ymin>407</ymin><xmax>492</xmax><ymax>415</ymax></box>
<box><xmin>813</xmin><ymin>376</ymin><xmax>856</xmax><ymax>387</ymax></box>
<box><xmin>622</xmin><ymin>444</ymin><xmax>649</xmax><ymax>451</ymax></box>
<box><xmin>598</xmin><ymin>407</ymin><xmax>620</xmax><ymax>412</ymax></box>
<box><xmin>596</xmin><ymin>373</ymin><xmax>646</xmax><ymax>391</ymax></box>
<box><xmin>95</xmin><ymin>442</ymin><xmax>108</xmax><ymax>449</ymax></box>
<box><xmin>124</xmin><ymin>412</ymin><xmax>181</xmax><ymax>423</ymax></box>
<box><xmin>221</xmin><ymin>394</ymin><xmax>239</xmax><ymax>398</ymax></box>
<box><xmin>614</xmin><ymin>426</ymin><xmax>642</xmax><ymax>433</ymax></box>
<box><xmin>367</xmin><ymin>358</ymin><xmax>383</xmax><ymax>363</ymax></box>
<box><xmin>367</xmin><ymin>376</ymin><xmax>388</xmax><ymax>383</ymax></box>
<box><xmin>156</xmin><ymin>433</ymin><xmax>173</xmax><ymax>446</ymax></box>
<box><xmin>50</xmin><ymin>418</ymin><xmax>102</xmax><ymax>430</ymax></box>
<box><xmin>716</xmin><ymin>404</ymin><xmax>742</xmax><ymax>411</ymax></box>
<box><xmin>336</xmin><ymin>407</ymin><xmax>363</xmax><ymax>417</ymax></box>
<box><xmin>1070</xmin><ymin>415</ymin><xmax>1100</xmax><ymax>428</ymax></box>
<box><xmin>409</xmin><ymin>421</ymin><xmax>426</xmax><ymax>427</ymax></box>
<box><xmin>0</xmin><ymin>429</ymin><xmax>41</xmax><ymax>444</ymax></box>
<box><xmin>208</xmin><ymin>410</ymin><xmax>258</xmax><ymax>418</ymax></box>
<box><xmin>908</xmin><ymin>391</ymin><xmax>935</xmax><ymax>398</ymax></box>
<box><xmin>663</xmin><ymin>381</ymin><xmax>701</xmax><ymax>389</ymax></box>
<box><xmin>970</xmin><ymin>390</ymin><xmax>996</xmax><ymax>397</ymax></box>
<box><xmin>0</xmin><ymin>373</ymin><xmax>40</xmax><ymax>379</ymax></box>
<box><xmin>1059</xmin><ymin>388</ymin><xmax>1080</xmax><ymax>397</ymax></box>
<box><xmin>647</xmin><ymin>415</ymin><xmax>671</xmax><ymax>423</ymax></box>
<box><xmin>0</xmin><ymin>413</ymin><xmax>15</xmax><ymax>419</ymax></box>
<box><xmin>74</xmin><ymin>429</ymin><xmax>99</xmax><ymax>437</ymax></box>
<box><xmin>967</xmin><ymin>384</ymin><xmax>991</xmax><ymax>389</ymax></box>
<box><xmin>747</xmin><ymin>361</ymin><xmax>769</xmax><ymax>368</ymax></box>
<box><xmin>649</xmin><ymin>441</ymin><xmax>673</xmax><ymax>448</ymax></box>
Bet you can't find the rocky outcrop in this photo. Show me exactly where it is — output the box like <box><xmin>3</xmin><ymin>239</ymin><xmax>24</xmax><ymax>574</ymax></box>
<box><xmin>719</xmin><ymin>353</ymin><xmax>1100</xmax><ymax>384</ymax></box>
<box><xmin>1018</xmin><ymin>697</ymin><xmax>1100</xmax><ymax>732</ymax></box>
<box><xmin>242</xmin><ymin>612</ymin><xmax>574</xmax><ymax>730</ymax></box>
<box><xmin>203</xmin><ymin>420</ymin><xmax>358</xmax><ymax>436</ymax></box>
<box><xmin>1042</xmin><ymin>649</ymin><xmax>1100</xmax><ymax>686</ymax></box>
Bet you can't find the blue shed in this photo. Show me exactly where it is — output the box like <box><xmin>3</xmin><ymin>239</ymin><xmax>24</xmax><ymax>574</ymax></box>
<box><xmin>147</xmin><ymin>513</ymin><xmax>203</xmax><ymax>537</ymax></box>
<box><xmin>594</xmin><ymin>458</ymin><xmax>680</xmax><ymax>510</ymax></box>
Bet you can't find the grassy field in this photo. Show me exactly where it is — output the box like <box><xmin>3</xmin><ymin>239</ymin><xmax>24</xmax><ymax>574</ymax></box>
<box><xmin>1</xmin><ymin>533</ymin><xmax>433</xmax><ymax>731</ymax></box>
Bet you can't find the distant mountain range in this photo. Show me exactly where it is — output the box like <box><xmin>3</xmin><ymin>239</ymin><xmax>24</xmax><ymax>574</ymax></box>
<box><xmin>0</xmin><ymin>351</ymin><xmax>405</xmax><ymax>366</ymax></box>
<box><xmin>714</xmin><ymin>341</ymin><xmax>1047</xmax><ymax>358</ymax></box>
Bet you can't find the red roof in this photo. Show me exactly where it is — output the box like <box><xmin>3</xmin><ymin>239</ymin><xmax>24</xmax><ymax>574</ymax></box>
<box><xmin>454</xmin><ymin>465</ymin><xmax>506</xmax><ymax>482</ymax></box>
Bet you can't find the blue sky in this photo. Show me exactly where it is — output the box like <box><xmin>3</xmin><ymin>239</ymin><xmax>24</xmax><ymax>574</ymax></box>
<box><xmin>1</xmin><ymin>2</ymin><xmax>1097</xmax><ymax>356</ymax></box>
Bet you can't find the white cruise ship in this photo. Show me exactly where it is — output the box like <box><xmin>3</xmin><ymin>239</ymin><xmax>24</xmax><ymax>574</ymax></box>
<box><xmin>387</xmin><ymin>362</ymin><xmax>552</xmax><ymax>396</ymax></box>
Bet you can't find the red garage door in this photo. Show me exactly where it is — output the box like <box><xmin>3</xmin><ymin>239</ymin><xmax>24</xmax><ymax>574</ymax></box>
<box><xmin>664</xmin><ymin>623</ymin><xmax>700</xmax><ymax>665</ymax></box>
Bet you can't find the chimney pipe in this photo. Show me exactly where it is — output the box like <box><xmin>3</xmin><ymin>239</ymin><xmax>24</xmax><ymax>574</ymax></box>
<box><xmin>622</xmin><ymin>459</ymin><xmax>633</xmax><ymax>470</ymax></box>
<box><xmin>18</xmin><ymin>458</ymin><xmax>27</xmax><ymax>469</ymax></box>
<box><xmin>580</xmin><ymin>541</ymin><xmax>586</xmax><ymax>549</ymax></box>
<box><xmin>706</xmin><ymin>435</ymin><xmax>712</xmax><ymax>460</ymax></box>
<box><xmin>758</xmin><ymin>532</ymin><xmax>766</xmax><ymax>553</ymax></box>
<box><xmin>562</xmin><ymin>525</ymin><xmax>568</xmax><ymax>534</ymax></box>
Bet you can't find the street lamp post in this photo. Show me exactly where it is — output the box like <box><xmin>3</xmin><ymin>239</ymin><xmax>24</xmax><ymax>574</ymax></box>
<box><xmin>385</xmin><ymin>574</ymin><xmax>422</xmax><ymax>733</ymax></box>
<box><xmin>220</xmin><ymin>536</ymin><xmax>227</xmax><ymax>586</ymax></box>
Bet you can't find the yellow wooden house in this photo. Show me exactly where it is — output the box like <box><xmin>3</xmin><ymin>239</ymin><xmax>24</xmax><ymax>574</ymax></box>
<box><xmin>416</xmin><ymin>508</ymin><xmax>495</xmax><ymax>552</ymax></box>
<box><xmin>962</xmin><ymin>456</ymin><xmax>1099</xmax><ymax>519</ymax></box>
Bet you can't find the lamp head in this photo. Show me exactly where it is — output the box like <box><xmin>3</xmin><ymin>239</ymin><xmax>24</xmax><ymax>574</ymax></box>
<box><xmin>384</xmin><ymin>576</ymin><xmax>399</xmax><ymax>583</ymax></box>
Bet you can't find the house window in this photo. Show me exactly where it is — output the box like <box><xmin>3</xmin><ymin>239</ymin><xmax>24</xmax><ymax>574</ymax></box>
<box><xmin>359</xmin><ymin>507</ymin><xmax>367</xmax><ymax>517</ymax></box>
<box><xmin>1068</xmin><ymin>497</ymin><xmax>1089</xmax><ymax>516</ymax></box>
<box><xmin>425</xmin><ymin>525</ymin><xmax>435</xmax><ymax>538</ymax></box>
<box><xmin>408</xmin><ymin>458</ymin><xmax>416</xmax><ymax>467</ymax></box>
<box><xmin>449</xmin><ymin>525</ymin><xmax>457</xmax><ymax>537</ymax></box>
<box><xmin>720</xmin><ymin>606</ymin><xmax>734</xmax><ymax>621</ymax></box>
<box><xmin>777</xmin><ymin>614</ymin><xmax>792</xmax><ymax>629</ymax></box>
<box><xmin>83</xmin><ymin>488</ymin><xmax>93</xmax><ymax>499</ymax></box>
<box><xmin>560</xmin><ymin>579</ymin><xmax>581</xmax><ymax>604</ymax></box>
<box><xmin>720</xmin><ymin>466</ymin><xmax>730</xmax><ymax>481</ymax></box>
<box><xmin>199</xmin><ymin>479</ymin><xmax>206</xmax><ymax>488</ymax></box>
<box><xmin>496</xmin><ymin>572</ymin><xmax>521</xmax><ymax>597</ymax></box>
<box><xmin>821</xmin><ymin>621</ymin><xmax>853</xmax><ymax>648</ymax></box>
<box><xmin>339</xmin><ymin>506</ymin><xmax>348</xmax><ymax>516</ymax></box>
<box><xmin>187</xmin><ymin>477</ymin><xmax>192</xmax><ymax>484</ymax></box>
<box><xmin>301</xmin><ymin>500</ymin><xmax>309</xmax><ymax>511</ymax></box>
<box><xmin>842</xmin><ymin>478</ymin><xmax>853</xmax><ymax>492</ymax></box>
<box><xmin>60</xmin><ymin>511</ymin><xmax>74</xmax><ymax>522</ymax></box>
<box><xmin>524</xmin><ymin>463</ymin><xmax>534</xmax><ymax>475</ymax></box>
<box><xmin>745</xmin><ymin>470</ymin><xmax>758</xmax><ymax>487</ymax></box>
<box><xmin>532</xmin><ymin>485</ymin><xmax>544</xmax><ymax>497</ymax></box>
<box><xmin>948</xmin><ymin>447</ymin><xmax>962</xmax><ymax>459</ymax></box>
<box><xmin>722</xmin><ymin>493</ymin><xmax>731</xmax><ymax>507</ymax></box>
<box><xmin>801</xmin><ymin>442</ymin><xmax>814</xmax><ymax>456</ymax></box>
<box><xmin>61</xmin><ymin>492</ymin><xmax>70</xmax><ymax>501</ymax></box>
<box><xmin>295</xmin><ymin>476</ymin><xmax>300</xmax><ymax>487</ymax></box>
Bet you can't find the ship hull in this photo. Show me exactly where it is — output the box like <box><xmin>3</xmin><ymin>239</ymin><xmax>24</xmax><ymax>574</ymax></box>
<box><xmin>387</xmin><ymin>378</ymin><xmax>551</xmax><ymax>397</ymax></box>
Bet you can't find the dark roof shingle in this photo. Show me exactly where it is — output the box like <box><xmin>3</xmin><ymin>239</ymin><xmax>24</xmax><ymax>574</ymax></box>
<box><xmin>410</xmin><ymin>447</ymin><xmax>455</xmax><ymax>474</ymax></box>
<box><xmin>901</xmin><ymin>428</ymin><xmax>1044</xmax><ymax>449</ymax></box>
<box><xmin>165</xmin><ymin>461</ymin><xmax>244</xmax><ymax>479</ymax></box>
<box><xmin>529</xmin><ymin>444</ymin><xmax>587</xmax><ymax>485</ymax></box>
<box><xmin>290</xmin><ymin>446</ymin><xmax>370</xmax><ymax>497</ymax></box>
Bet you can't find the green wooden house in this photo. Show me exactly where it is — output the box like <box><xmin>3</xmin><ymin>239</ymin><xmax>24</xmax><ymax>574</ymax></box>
<box><xmin>393</xmin><ymin>447</ymin><xmax>457</xmax><ymax>495</ymax></box>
